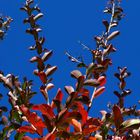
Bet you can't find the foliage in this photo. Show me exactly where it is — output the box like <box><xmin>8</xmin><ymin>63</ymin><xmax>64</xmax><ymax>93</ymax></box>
<box><xmin>0</xmin><ymin>0</ymin><xmax>140</xmax><ymax>139</ymax></box>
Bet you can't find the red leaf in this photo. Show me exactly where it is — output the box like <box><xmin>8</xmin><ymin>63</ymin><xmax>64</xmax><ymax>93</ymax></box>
<box><xmin>20</xmin><ymin>105</ymin><xmax>46</xmax><ymax>136</ymax></box>
<box><xmin>97</xmin><ymin>76</ymin><xmax>106</xmax><ymax>86</ymax></box>
<box><xmin>71</xmin><ymin>119</ymin><xmax>82</xmax><ymax>132</ymax></box>
<box><xmin>18</xmin><ymin>126</ymin><xmax>36</xmax><ymax>134</ymax></box>
<box><xmin>22</xmin><ymin>136</ymin><xmax>33</xmax><ymax>140</ymax></box>
<box><xmin>88</xmin><ymin>137</ymin><xmax>97</xmax><ymax>140</ymax></box>
<box><xmin>32</xmin><ymin>104</ymin><xmax>55</xmax><ymax>120</ymax></box>
<box><xmin>76</xmin><ymin>75</ymin><xmax>85</xmax><ymax>91</ymax></box>
<box><xmin>51</xmin><ymin>88</ymin><xmax>63</xmax><ymax>108</ymax></box>
<box><xmin>113</xmin><ymin>105</ymin><xmax>123</xmax><ymax>129</ymax></box>
<box><xmin>38</xmin><ymin>71</ymin><xmax>47</xmax><ymax>84</ymax></box>
<box><xmin>78</xmin><ymin>88</ymin><xmax>89</xmax><ymax>96</ymax></box>
<box><xmin>83</xmin><ymin>118</ymin><xmax>102</xmax><ymax>134</ymax></box>
<box><xmin>83</xmin><ymin>125</ymin><xmax>99</xmax><ymax>135</ymax></box>
<box><xmin>75</xmin><ymin>102</ymin><xmax>88</xmax><ymax>124</ymax></box>
<box><xmin>94</xmin><ymin>86</ymin><xmax>105</xmax><ymax>98</ymax></box>
<box><xmin>30</xmin><ymin>112</ymin><xmax>46</xmax><ymax>127</ymax></box>
<box><xmin>86</xmin><ymin>118</ymin><xmax>102</xmax><ymax>126</ymax></box>
<box><xmin>55</xmin><ymin>88</ymin><xmax>63</xmax><ymax>102</ymax></box>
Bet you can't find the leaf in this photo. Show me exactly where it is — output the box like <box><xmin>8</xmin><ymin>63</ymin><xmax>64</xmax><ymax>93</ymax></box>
<box><xmin>75</xmin><ymin>102</ymin><xmax>88</xmax><ymax>124</ymax></box>
<box><xmin>113</xmin><ymin>105</ymin><xmax>123</xmax><ymax>129</ymax></box>
<box><xmin>83</xmin><ymin>118</ymin><xmax>102</xmax><ymax>135</ymax></box>
<box><xmin>94</xmin><ymin>36</ymin><xmax>102</xmax><ymax>42</ymax></box>
<box><xmin>94</xmin><ymin>86</ymin><xmax>105</xmax><ymax>98</ymax></box>
<box><xmin>64</xmin><ymin>86</ymin><xmax>74</xmax><ymax>94</ymax></box>
<box><xmin>120</xmin><ymin>119</ymin><xmax>140</xmax><ymax>132</ymax></box>
<box><xmin>119</xmin><ymin>79</ymin><xmax>126</xmax><ymax>90</ymax></box>
<box><xmin>54</xmin><ymin>88</ymin><xmax>63</xmax><ymax>102</ymax></box>
<box><xmin>45</xmin><ymin>66</ymin><xmax>57</xmax><ymax>77</ymax></box>
<box><xmin>94</xmin><ymin>65</ymin><xmax>105</xmax><ymax>73</ymax></box>
<box><xmin>110</xmin><ymin>21</ymin><xmax>118</xmax><ymax>28</ymax></box>
<box><xmin>102</xmin><ymin>20</ymin><xmax>109</xmax><ymax>31</ymax></box>
<box><xmin>84</xmin><ymin>79</ymin><xmax>100</xmax><ymax>87</ymax></box>
<box><xmin>20</xmin><ymin>105</ymin><xmax>46</xmax><ymax>136</ymax></box>
<box><xmin>76</xmin><ymin>76</ymin><xmax>85</xmax><ymax>91</ymax></box>
<box><xmin>46</xmin><ymin>83</ymin><xmax>54</xmax><ymax>91</ymax></box>
<box><xmin>64</xmin><ymin>112</ymin><xmax>82</xmax><ymax>122</ymax></box>
<box><xmin>17</xmin><ymin>126</ymin><xmax>36</xmax><ymax>134</ymax></box>
<box><xmin>32</xmin><ymin>104</ymin><xmax>55</xmax><ymax>120</ymax></box>
<box><xmin>86</xmin><ymin>63</ymin><xmax>96</xmax><ymax>77</ymax></box>
<box><xmin>38</xmin><ymin>71</ymin><xmax>47</xmax><ymax>84</ymax></box>
<box><xmin>97</xmin><ymin>76</ymin><xmax>106</xmax><ymax>86</ymax></box>
<box><xmin>34</xmin><ymin>13</ymin><xmax>43</xmax><ymax>21</ymax></box>
<box><xmin>107</xmin><ymin>30</ymin><xmax>120</xmax><ymax>41</ymax></box>
<box><xmin>30</xmin><ymin>56</ymin><xmax>39</xmax><ymax>63</ymax></box>
<box><xmin>88</xmin><ymin>137</ymin><xmax>97</xmax><ymax>140</ymax></box>
<box><xmin>71</xmin><ymin>70</ymin><xmax>82</xmax><ymax>79</ymax></box>
<box><xmin>42</xmin><ymin>50</ymin><xmax>53</xmax><ymax>62</ymax></box>
<box><xmin>83</xmin><ymin>125</ymin><xmax>99</xmax><ymax>135</ymax></box>
<box><xmin>76</xmin><ymin>95</ymin><xmax>90</xmax><ymax>105</ymax></box>
<box><xmin>22</xmin><ymin>136</ymin><xmax>33</xmax><ymax>140</ymax></box>
<box><xmin>78</xmin><ymin>88</ymin><xmax>89</xmax><ymax>96</ymax></box>
<box><xmin>71</xmin><ymin>119</ymin><xmax>82</xmax><ymax>132</ymax></box>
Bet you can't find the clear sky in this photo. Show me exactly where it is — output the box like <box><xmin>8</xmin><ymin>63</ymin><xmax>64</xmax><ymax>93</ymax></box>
<box><xmin>0</xmin><ymin>0</ymin><xmax>140</xmax><ymax>138</ymax></box>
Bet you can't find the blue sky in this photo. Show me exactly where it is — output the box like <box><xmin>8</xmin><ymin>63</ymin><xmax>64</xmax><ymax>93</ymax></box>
<box><xmin>0</xmin><ymin>0</ymin><xmax>140</xmax><ymax>137</ymax></box>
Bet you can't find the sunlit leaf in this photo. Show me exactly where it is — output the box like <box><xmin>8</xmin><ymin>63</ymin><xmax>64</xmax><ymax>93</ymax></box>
<box><xmin>97</xmin><ymin>76</ymin><xmax>106</xmax><ymax>86</ymax></box>
<box><xmin>84</xmin><ymin>79</ymin><xmax>100</xmax><ymax>87</ymax></box>
<box><xmin>42</xmin><ymin>50</ymin><xmax>53</xmax><ymax>62</ymax></box>
<box><xmin>17</xmin><ymin>126</ymin><xmax>36</xmax><ymax>134</ymax></box>
<box><xmin>45</xmin><ymin>66</ymin><xmax>57</xmax><ymax>77</ymax></box>
<box><xmin>64</xmin><ymin>86</ymin><xmax>74</xmax><ymax>94</ymax></box>
<box><xmin>113</xmin><ymin>105</ymin><xmax>123</xmax><ymax>129</ymax></box>
<box><xmin>107</xmin><ymin>30</ymin><xmax>120</xmax><ymax>41</ymax></box>
<box><xmin>120</xmin><ymin>119</ymin><xmax>140</xmax><ymax>133</ymax></box>
<box><xmin>71</xmin><ymin>70</ymin><xmax>82</xmax><ymax>79</ymax></box>
<box><xmin>71</xmin><ymin>119</ymin><xmax>82</xmax><ymax>132</ymax></box>
<box><xmin>94</xmin><ymin>86</ymin><xmax>105</xmax><ymax>98</ymax></box>
<box><xmin>32</xmin><ymin>104</ymin><xmax>55</xmax><ymax>120</ymax></box>
<box><xmin>34</xmin><ymin>13</ymin><xmax>43</xmax><ymax>21</ymax></box>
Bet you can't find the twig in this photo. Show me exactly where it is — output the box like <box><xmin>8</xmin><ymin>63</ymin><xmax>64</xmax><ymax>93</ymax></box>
<box><xmin>87</xmin><ymin>87</ymin><xmax>96</xmax><ymax>112</ymax></box>
<box><xmin>87</xmin><ymin>1</ymin><xmax>116</xmax><ymax>113</ymax></box>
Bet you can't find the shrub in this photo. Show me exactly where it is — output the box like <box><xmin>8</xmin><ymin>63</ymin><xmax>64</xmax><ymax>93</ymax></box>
<box><xmin>0</xmin><ymin>0</ymin><xmax>139</xmax><ymax>139</ymax></box>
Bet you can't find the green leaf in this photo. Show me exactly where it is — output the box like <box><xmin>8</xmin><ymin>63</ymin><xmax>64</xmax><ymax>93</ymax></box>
<box><xmin>14</xmin><ymin>132</ymin><xmax>25</xmax><ymax>140</ymax></box>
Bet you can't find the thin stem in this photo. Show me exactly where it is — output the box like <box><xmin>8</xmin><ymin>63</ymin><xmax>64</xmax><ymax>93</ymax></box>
<box><xmin>51</xmin><ymin>126</ymin><xmax>56</xmax><ymax>134</ymax></box>
<box><xmin>87</xmin><ymin>87</ymin><xmax>97</xmax><ymax>112</ymax></box>
<box><xmin>105</xmin><ymin>2</ymin><xmax>115</xmax><ymax>46</ymax></box>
